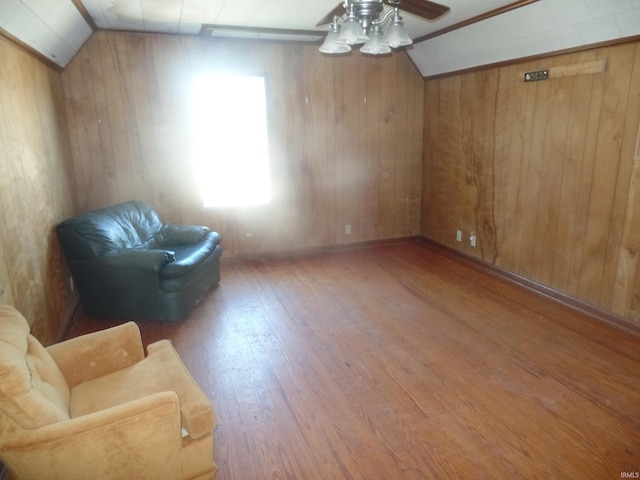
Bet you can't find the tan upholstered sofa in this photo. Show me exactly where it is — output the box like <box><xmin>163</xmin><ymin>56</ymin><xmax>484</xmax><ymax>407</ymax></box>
<box><xmin>0</xmin><ymin>305</ymin><xmax>217</xmax><ymax>480</ymax></box>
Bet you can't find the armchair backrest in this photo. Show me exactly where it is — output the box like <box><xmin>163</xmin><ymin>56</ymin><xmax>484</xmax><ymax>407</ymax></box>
<box><xmin>56</xmin><ymin>200</ymin><xmax>163</xmax><ymax>260</ymax></box>
<box><xmin>0</xmin><ymin>305</ymin><xmax>70</xmax><ymax>430</ymax></box>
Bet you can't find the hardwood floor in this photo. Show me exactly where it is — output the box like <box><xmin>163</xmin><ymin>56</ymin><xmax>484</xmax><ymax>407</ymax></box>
<box><xmin>68</xmin><ymin>240</ymin><xmax>640</xmax><ymax>479</ymax></box>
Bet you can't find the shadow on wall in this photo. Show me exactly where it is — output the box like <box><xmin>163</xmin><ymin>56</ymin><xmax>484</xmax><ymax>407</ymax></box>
<box><xmin>44</xmin><ymin>227</ymin><xmax>78</xmax><ymax>343</ymax></box>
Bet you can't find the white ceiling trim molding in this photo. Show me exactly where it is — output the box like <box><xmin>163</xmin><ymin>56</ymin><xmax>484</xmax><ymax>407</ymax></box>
<box><xmin>70</xmin><ymin>0</ymin><xmax>98</xmax><ymax>31</ymax></box>
<box><xmin>0</xmin><ymin>26</ymin><xmax>61</xmax><ymax>71</ymax></box>
<box><xmin>412</xmin><ymin>0</ymin><xmax>539</xmax><ymax>44</ymax></box>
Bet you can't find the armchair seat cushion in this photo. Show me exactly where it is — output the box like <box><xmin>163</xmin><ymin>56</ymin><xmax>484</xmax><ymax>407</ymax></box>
<box><xmin>70</xmin><ymin>340</ymin><xmax>215</xmax><ymax>439</ymax></box>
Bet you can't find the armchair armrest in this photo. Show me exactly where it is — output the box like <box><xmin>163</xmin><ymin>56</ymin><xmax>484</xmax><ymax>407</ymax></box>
<box><xmin>100</xmin><ymin>248</ymin><xmax>175</xmax><ymax>271</ymax></box>
<box><xmin>3</xmin><ymin>392</ymin><xmax>184</xmax><ymax>480</ymax></box>
<box><xmin>146</xmin><ymin>340</ymin><xmax>216</xmax><ymax>439</ymax></box>
<box><xmin>156</xmin><ymin>224</ymin><xmax>210</xmax><ymax>246</ymax></box>
<box><xmin>47</xmin><ymin>322</ymin><xmax>145</xmax><ymax>388</ymax></box>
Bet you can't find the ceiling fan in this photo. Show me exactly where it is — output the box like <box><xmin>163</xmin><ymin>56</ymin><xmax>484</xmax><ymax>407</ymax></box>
<box><xmin>316</xmin><ymin>0</ymin><xmax>450</xmax><ymax>55</ymax></box>
<box><xmin>317</xmin><ymin>0</ymin><xmax>450</xmax><ymax>28</ymax></box>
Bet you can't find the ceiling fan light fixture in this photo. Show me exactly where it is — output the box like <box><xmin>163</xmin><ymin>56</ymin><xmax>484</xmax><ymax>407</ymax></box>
<box><xmin>319</xmin><ymin>20</ymin><xmax>352</xmax><ymax>54</ymax></box>
<box><xmin>336</xmin><ymin>19</ymin><xmax>369</xmax><ymax>45</ymax></box>
<box><xmin>336</xmin><ymin>5</ymin><xmax>369</xmax><ymax>45</ymax></box>
<box><xmin>319</xmin><ymin>1</ymin><xmax>421</xmax><ymax>56</ymax></box>
<box><xmin>360</xmin><ymin>24</ymin><xmax>391</xmax><ymax>55</ymax></box>
<box><xmin>381</xmin><ymin>11</ymin><xmax>412</xmax><ymax>48</ymax></box>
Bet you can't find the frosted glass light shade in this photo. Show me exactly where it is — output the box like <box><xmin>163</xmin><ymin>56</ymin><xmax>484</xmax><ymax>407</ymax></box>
<box><xmin>319</xmin><ymin>30</ymin><xmax>352</xmax><ymax>54</ymax></box>
<box><xmin>360</xmin><ymin>25</ymin><xmax>391</xmax><ymax>55</ymax></box>
<box><xmin>319</xmin><ymin>21</ymin><xmax>352</xmax><ymax>54</ymax></box>
<box><xmin>336</xmin><ymin>18</ymin><xmax>368</xmax><ymax>45</ymax></box>
<box><xmin>382</xmin><ymin>16</ymin><xmax>412</xmax><ymax>48</ymax></box>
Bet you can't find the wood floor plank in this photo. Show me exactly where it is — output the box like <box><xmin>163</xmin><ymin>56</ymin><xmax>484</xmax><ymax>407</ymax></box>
<box><xmin>66</xmin><ymin>240</ymin><xmax>640</xmax><ymax>479</ymax></box>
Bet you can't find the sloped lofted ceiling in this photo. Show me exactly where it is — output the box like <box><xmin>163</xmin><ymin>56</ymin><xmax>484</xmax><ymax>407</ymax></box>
<box><xmin>0</xmin><ymin>0</ymin><xmax>93</xmax><ymax>67</ymax></box>
<box><xmin>1</xmin><ymin>0</ymin><xmax>639</xmax><ymax>77</ymax></box>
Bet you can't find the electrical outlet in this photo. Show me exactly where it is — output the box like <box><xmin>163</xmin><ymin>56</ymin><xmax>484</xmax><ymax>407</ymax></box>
<box><xmin>345</xmin><ymin>224</ymin><xmax>352</xmax><ymax>235</ymax></box>
<box><xmin>456</xmin><ymin>230</ymin><xmax>462</xmax><ymax>242</ymax></box>
<box><xmin>470</xmin><ymin>232</ymin><xmax>477</xmax><ymax>248</ymax></box>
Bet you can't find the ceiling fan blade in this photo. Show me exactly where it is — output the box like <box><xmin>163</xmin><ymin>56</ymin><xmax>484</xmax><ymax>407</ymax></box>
<box><xmin>392</xmin><ymin>0</ymin><xmax>450</xmax><ymax>20</ymax></box>
<box><xmin>316</xmin><ymin>3</ymin><xmax>346</xmax><ymax>26</ymax></box>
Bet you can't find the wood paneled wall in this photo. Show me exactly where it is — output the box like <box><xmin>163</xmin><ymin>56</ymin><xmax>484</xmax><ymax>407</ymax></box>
<box><xmin>0</xmin><ymin>38</ymin><xmax>77</xmax><ymax>344</ymax></box>
<box><xmin>422</xmin><ymin>41</ymin><xmax>640</xmax><ymax>324</ymax></box>
<box><xmin>62</xmin><ymin>31</ymin><xmax>424</xmax><ymax>256</ymax></box>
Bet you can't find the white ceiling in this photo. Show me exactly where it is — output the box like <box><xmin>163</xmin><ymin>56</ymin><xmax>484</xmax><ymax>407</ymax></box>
<box><xmin>0</xmin><ymin>0</ymin><xmax>92</xmax><ymax>66</ymax></box>
<box><xmin>1</xmin><ymin>0</ymin><xmax>639</xmax><ymax>77</ymax></box>
<box><xmin>413</xmin><ymin>0</ymin><xmax>640</xmax><ymax>77</ymax></box>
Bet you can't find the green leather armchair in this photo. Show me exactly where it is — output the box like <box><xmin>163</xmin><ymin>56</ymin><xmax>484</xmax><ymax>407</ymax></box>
<box><xmin>56</xmin><ymin>201</ymin><xmax>222</xmax><ymax>322</ymax></box>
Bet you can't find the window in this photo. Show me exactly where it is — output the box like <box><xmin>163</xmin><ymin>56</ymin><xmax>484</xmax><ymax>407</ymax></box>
<box><xmin>190</xmin><ymin>73</ymin><xmax>271</xmax><ymax>207</ymax></box>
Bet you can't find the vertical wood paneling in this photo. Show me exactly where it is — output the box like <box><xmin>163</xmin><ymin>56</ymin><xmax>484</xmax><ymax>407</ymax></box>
<box><xmin>422</xmin><ymin>75</ymin><xmax>465</xmax><ymax>245</ymax></box>
<box><xmin>566</xmin><ymin>56</ymin><xmax>605</xmax><ymax>299</ymax></box>
<box><xmin>598</xmin><ymin>45</ymin><xmax>639</xmax><ymax>309</ymax></box>
<box><xmin>356</xmin><ymin>56</ymin><xmax>369</xmax><ymax>240</ymax></box>
<box><xmin>461</xmin><ymin>71</ymin><xmax>499</xmax><ymax>264</ymax></box>
<box><xmin>491</xmin><ymin>65</ymin><xmax>512</xmax><ymax>268</ymax></box>
<box><xmin>393</xmin><ymin>55</ymin><xmax>408</xmax><ymax>237</ymax></box>
<box><xmin>62</xmin><ymin>31</ymin><xmax>424</xmax><ymax>257</ymax></box>
<box><xmin>550</xmin><ymin>64</ymin><xmax>594</xmax><ymax>292</ymax></box>
<box><xmin>333</xmin><ymin>55</ymin><xmax>350</xmax><ymax>244</ymax></box>
<box><xmin>577</xmin><ymin>45</ymin><xmax>635</xmax><ymax>304</ymax></box>
<box><xmin>378</xmin><ymin>56</ymin><xmax>396</xmax><ymax>239</ymax></box>
<box><xmin>364</xmin><ymin>58</ymin><xmax>382</xmax><ymax>240</ymax></box>
<box><xmin>342</xmin><ymin>54</ymin><xmax>360</xmax><ymax>243</ymax></box>
<box><xmin>0</xmin><ymin>38</ymin><xmax>76</xmax><ymax>344</ymax></box>
<box><xmin>532</xmin><ymin>73</ymin><xmax>571</xmax><ymax>285</ymax></box>
<box><xmin>506</xmin><ymin>63</ymin><xmax>538</xmax><ymax>275</ymax></box>
<box><xmin>518</xmin><ymin>70</ymin><xmax>550</xmax><ymax>280</ymax></box>
<box><xmin>65</xmin><ymin>42</ymin><xmax>110</xmax><ymax>210</ymax></box>
<box><xmin>612</xmin><ymin>45</ymin><xmax>640</xmax><ymax>319</ymax></box>
<box><xmin>406</xmin><ymin>59</ymin><xmax>423</xmax><ymax>236</ymax></box>
<box><xmin>306</xmin><ymin>49</ymin><xmax>331</xmax><ymax>246</ymax></box>
<box><xmin>422</xmin><ymin>40</ymin><xmax>640</xmax><ymax>325</ymax></box>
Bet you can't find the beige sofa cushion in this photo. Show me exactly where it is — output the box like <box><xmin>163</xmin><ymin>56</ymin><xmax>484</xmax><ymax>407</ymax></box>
<box><xmin>0</xmin><ymin>305</ymin><xmax>70</xmax><ymax>428</ymax></box>
<box><xmin>70</xmin><ymin>339</ymin><xmax>215</xmax><ymax>439</ymax></box>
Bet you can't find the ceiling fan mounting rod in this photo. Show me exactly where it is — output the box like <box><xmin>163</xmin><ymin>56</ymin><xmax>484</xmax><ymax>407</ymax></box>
<box><xmin>346</xmin><ymin>0</ymin><xmax>385</xmax><ymax>30</ymax></box>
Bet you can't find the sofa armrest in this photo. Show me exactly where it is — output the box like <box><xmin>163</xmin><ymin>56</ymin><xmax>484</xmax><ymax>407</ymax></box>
<box><xmin>100</xmin><ymin>248</ymin><xmax>175</xmax><ymax>271</ymax></box>
<box><xmin>46</xmin><ymin>322</ymin><xmax>145</xmax><ymax>388</ymax></box>
<box><xmin>2</xmin><ymin>392</ymin><xmax>184</xmax><ymax>480</ymax></box>
<box><xmin>156</xmin><ymin>224</ymin><xmax>210</xmax><ymax>246</ymax></box>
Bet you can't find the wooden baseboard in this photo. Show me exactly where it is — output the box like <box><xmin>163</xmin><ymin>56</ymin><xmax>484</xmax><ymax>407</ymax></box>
<box><xmin>420</xmin><ymin>237</ymin><xmax>640</xmax><ymax>336</ymax></box>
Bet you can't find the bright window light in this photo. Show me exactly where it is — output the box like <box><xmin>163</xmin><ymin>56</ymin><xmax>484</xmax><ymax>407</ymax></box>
<box><xmin>191</xmin><ymin>74</ymin><xmax>271</xmax><ymax>207</ymax></box>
